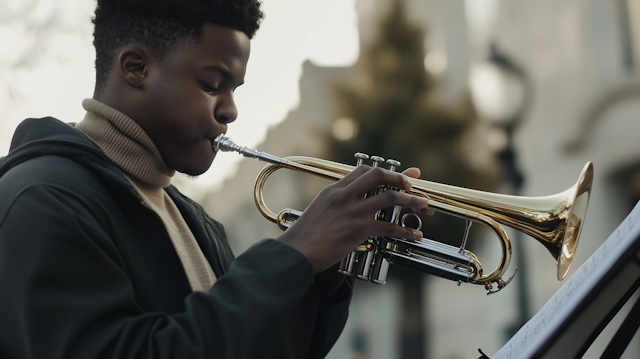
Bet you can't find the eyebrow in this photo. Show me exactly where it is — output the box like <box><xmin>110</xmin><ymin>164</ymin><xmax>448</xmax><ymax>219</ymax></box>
<box><xmin>201</xmin><ymin>65</ymin><xmax>244</xmax><ymax>88</ymax></box>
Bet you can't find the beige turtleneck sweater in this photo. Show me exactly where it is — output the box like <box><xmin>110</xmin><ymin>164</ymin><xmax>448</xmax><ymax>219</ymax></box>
<box><xmin>76</xmin><ymin>98</ymin><xmax>216</xmax><ymax>293</ymax></box>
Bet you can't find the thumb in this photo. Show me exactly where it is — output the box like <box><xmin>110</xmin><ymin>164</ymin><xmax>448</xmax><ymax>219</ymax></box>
<box><xmin>402</xmin><ymin>167</ymin><xmax>420</xmax><ymax>179</ymax></box>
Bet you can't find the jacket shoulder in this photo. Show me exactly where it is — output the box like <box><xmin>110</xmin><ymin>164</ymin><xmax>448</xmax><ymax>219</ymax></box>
<box><xmin>1</xmin><ymin>155</ymin><xmax>101</xmax><ymax>190</ymax></box>
<box><xmin>0</xmin><ymin>155</ymin><xmax>115</xmax><ymax>222</ymax></box>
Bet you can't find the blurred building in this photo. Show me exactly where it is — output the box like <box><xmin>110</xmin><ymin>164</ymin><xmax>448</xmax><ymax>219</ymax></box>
<box><xmin>202</xmin><ymin>0</ymin><xmax>640</xmax><ymax>358</ymax></box>
<box><xmin>482</xmin><ymin>1</ymin><xmax>640</xmax><ymax>358</ymax></box>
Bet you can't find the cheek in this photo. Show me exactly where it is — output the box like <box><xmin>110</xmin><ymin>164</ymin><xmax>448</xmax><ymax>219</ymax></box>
<box><xmin>143</xmin><ymin>75</ymin><xmax>216</xmax><ymax>150</ymax></box>
<box><xmin>153</xmin><ymin>90</ymin><xmax>209</xmax><ymax>136</ymax></box>
<box><xmin>150</xmin><ymin>72</ymin><xmax>198</xmax><ymax>113</ymax></box>
<box><xmin>162</xmin><ymin>84</ymin><xmax>212</xmax><ymax>122</ymax></box>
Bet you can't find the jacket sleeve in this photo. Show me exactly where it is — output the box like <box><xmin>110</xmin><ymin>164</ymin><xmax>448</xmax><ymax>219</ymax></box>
<box><xmin>306</xmin><ymin>267</ymin><xmax>354</xmax><ymax>359</ymax></box>
<box><xmin>0</xmin><ymin>183</ymin><xmax>349</xmax><ymax>359</ymax></box>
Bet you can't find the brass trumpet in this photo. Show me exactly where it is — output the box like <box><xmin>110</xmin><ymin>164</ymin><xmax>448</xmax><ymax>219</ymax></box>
<box><xmin>213</xmin><ymin>135</ymin><xmax>593</xmax><ymax>294</ymax></box>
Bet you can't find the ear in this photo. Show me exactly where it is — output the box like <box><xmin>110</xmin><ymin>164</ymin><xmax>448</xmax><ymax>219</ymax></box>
<box><xmin>117</xmin><ymin>46</ymin><xmax>149</xmax><ymax>89</ymax></box>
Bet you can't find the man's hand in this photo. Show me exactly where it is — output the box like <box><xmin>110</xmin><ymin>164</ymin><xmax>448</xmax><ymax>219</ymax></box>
<box><xmin>277</xmin><ymin>166</ymin><xmax>432</xmax><ymax>273</ymax></box>
<box><xmin>402</xmin><ymin>167</ymin><xmax>435</xmax><ymax>216</ymax></box>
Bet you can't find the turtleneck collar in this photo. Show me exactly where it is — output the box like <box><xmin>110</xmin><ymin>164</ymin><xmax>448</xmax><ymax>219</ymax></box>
<box><xmin>76</xmin><ymin>98</ymin><xmax>175</xmax><ymax>189</ymax></box>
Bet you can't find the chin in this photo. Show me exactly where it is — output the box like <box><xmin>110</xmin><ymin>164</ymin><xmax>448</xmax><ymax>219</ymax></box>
<box><xmin>178</xmin><ymin>162</ymin><xmax>213</xmax><ymax>177</ymax></box>
<box><xmin>169</xmin><ymin>148</ymin><xmax>216</xmax><ymax>176</ymax></box>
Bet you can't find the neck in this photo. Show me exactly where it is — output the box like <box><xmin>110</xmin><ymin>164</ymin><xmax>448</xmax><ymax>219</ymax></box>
<box><xmin>76</xmin><ymin>98</ymin><xmax>175</xmax><ymax>189</ymax></box>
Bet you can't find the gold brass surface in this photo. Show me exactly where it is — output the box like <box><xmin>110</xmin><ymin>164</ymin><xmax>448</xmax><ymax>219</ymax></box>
<box><xmin>253</xmin><ymin>156</ymin><xmax>593</xmax><ymax>291</ymax></box>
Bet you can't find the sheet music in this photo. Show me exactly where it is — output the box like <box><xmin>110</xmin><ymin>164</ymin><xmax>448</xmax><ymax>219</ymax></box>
<box><xmin>492</xmin><ymin>201</ymin><xmax>640</xmax><ymax>359</ymax></box>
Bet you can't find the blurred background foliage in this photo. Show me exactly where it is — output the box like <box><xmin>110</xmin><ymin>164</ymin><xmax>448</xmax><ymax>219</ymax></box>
<box><xmin>325</xmin><ymin>0</ymin><xmax>499</xmax><ymax>249</ymax></box>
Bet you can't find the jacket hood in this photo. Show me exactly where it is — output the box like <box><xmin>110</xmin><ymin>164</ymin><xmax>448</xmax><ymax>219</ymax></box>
<box><xmin>0</xmin><ymin>117</ymin><xmax>132</xmax><ymax>191</ymax></box>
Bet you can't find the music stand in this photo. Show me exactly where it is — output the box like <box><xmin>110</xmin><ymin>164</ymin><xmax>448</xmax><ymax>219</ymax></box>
<box><xmin>491</xmin><ymin>201</ymin><xmax>640</xmax><ymax>358</ymax></box>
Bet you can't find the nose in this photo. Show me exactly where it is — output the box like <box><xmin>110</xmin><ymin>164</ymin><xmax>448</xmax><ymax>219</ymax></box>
<box><xmin>214</xmin><ymin>92</ymin><xmax>238</xmax><ymax>124</ymax></box>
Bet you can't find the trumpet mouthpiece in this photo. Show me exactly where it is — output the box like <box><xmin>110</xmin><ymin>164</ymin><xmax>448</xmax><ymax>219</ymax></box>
<box><xmin>212</xmin><ymin>134</ymin><xmax>283</xmax><ymax>164</ymax></box>
<box><xmin>212</xmin><ymin>134</ymin><xmax>236</xmax><ymax>153</ymax></box>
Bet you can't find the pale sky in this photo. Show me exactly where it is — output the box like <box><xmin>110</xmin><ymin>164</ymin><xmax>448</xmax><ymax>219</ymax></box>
<box><xmin>0</xmin><ymin>0</ymin><xmax>360</xmax><ymax>198</ymax></box>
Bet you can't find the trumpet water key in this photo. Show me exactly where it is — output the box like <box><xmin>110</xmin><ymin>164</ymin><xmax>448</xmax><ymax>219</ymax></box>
<box><xmin>212</xmin><ymin>135</ymin><xmax>594</xmax><ymax>295</ymax></box>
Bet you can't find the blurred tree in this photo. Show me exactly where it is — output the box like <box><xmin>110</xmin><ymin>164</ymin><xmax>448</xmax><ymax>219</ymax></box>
<box><xmin>0</xmin><ymin>0</ymin><xmax>72</xmax><ymax>91</ymax></box>
<box><xmin>324</xmin><ymin>0</ymin><xmax>499</xmax><ymax>358</ymax></box>
<box><xmin>0</xmin><ymin>0</ymin><xmax>92</xmax><ymax>151</ymax></box>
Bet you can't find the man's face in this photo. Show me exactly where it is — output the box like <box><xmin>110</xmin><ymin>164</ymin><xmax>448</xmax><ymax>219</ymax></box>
<box><xmin>136</xmin><ymin>24</ymin><xmax>250</xmax><ymax>176</ymax></box>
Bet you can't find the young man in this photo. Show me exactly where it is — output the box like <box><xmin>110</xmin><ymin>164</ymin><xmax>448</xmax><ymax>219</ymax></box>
<box><xmin>0</xmin><ymin>1</ymin><xmax>429</xmax><ymax>358</ymax></box>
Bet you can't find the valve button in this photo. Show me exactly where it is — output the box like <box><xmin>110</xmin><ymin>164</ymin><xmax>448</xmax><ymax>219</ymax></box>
<box><xmin>354</xmin><ymin>153</ymin><xmax>369</xmax><ymax>167</ymax></box>
<box><xmin>370</xmin><ymin>156</ymin><xmax>385</xmax><ymax>168</ymax></box>
<box><xmin>386</xmin><ymin>159</ymin><xmax>401</xmax><ymax>172</ymax></box>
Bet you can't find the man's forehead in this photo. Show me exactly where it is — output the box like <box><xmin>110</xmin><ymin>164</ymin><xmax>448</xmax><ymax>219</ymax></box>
<box><xmin>161</xmin><ymin>24</ymin><xmax>249</xmax><ymax>76</ymax></box>
<box><xmin>201</xmin><ymin>23</ymin><xmax>251</xmax><ymax>53</ymax></box>
<box><xmin>176</xmin><ymin>24</ymin><xmax>250</xmax><ymax>64</ymax></box>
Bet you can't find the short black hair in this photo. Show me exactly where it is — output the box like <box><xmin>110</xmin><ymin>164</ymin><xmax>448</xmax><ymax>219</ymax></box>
<box><xmin>92</xmin><ymin>0</ymin><xmax>264</xmax><ymax>95</ymax></box>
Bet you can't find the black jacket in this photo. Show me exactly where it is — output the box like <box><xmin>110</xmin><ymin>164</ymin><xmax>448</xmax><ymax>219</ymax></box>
<box><xmin>0</xmin><ymin>117</ymin><xmax>352</xmax><ymax>359</ymax></box>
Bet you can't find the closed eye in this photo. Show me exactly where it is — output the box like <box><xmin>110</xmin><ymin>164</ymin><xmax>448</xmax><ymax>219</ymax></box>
<box><xmin>200</xmin><ymin>81</ymin><xmax>220</xmax><ymax>95</ymax></box>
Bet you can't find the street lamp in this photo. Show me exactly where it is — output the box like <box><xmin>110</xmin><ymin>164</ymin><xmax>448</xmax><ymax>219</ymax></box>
<box><xmin>469</xmin><ymin>43</ymin><xmax>533</xmax><ymax>337</ymax></box>
<box><xmin>470</xmin><ymin>47</ymin><xmax>527</xmax><ymax>127</ymax></box>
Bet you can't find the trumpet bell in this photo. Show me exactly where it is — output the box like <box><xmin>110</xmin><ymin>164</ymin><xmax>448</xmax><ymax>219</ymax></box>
<box><xmin>547</xmin><ymin>163</ymin><xmax>593</xmax><ymax>279</ymax></box>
